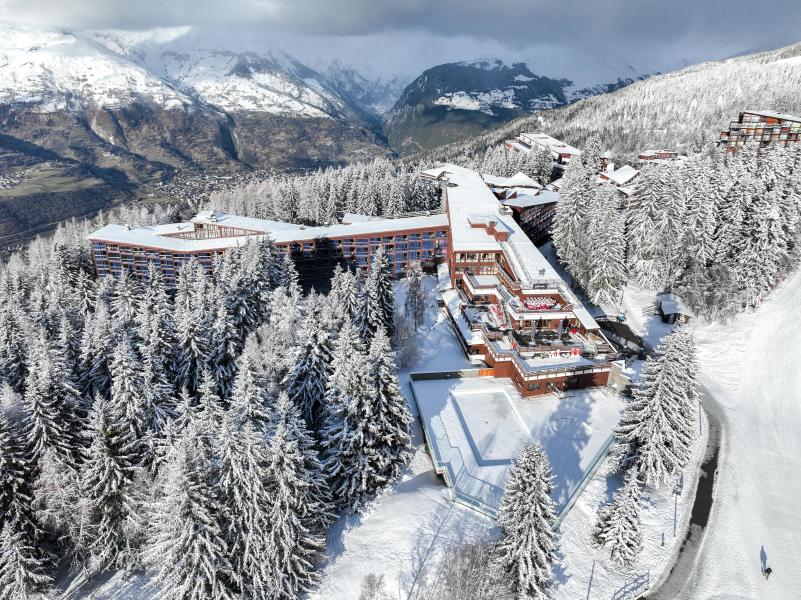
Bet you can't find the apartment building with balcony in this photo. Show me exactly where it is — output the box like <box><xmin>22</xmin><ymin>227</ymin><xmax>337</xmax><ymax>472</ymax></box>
<box><xmin>719</xmin><ymin>110</ymin><xmax>801</xmax><ymax>152</ymax></box>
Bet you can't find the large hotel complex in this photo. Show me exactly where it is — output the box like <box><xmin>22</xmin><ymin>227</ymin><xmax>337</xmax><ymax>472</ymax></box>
<box><xmin>89</xmin><ymin>163</ymin><xmax>616</xmax><ymax>398</ymax></box>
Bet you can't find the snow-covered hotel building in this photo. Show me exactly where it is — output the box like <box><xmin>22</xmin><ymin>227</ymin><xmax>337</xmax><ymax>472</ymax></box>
<box><xmin>421</xmin><ymin>165</ymin><xmax>614</xmax><ymax>397</ymax></box>
<box><xmin>88</xmin><ymin>164</ymin><xmax>614</xmax><ymax>396</ymax></box>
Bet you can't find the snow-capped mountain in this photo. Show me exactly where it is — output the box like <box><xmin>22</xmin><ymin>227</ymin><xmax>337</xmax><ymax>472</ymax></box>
<box><xmin>0</xmin><ymin>26</ymin><xmax>192</xmax><ymax>111</ymax></box>
<box><xmin>322</xmin><ymin>61</ymin><xmax>410</xmax><ymax>117</ymax></box>
<box><xmin>384</xmin><ymin>58</ymin><xmax>642</xmax><ymax>155</ymax></box>
<box><xmin>0</xmin><ymin>25</ymin><xmax>389</xmax><ymax>181</ymax></box>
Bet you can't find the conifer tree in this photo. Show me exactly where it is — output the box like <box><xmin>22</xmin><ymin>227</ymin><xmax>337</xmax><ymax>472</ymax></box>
<box><xmin>367</xmin><ymin>327</ymin><xmax>413</xmax><ymax>483</ymax></box>
<box><xmin>0</xmin><ymin>304</ymin><xmax>28</xmax><ymax>391</ymax></box>
<box><xmin>0</xmin><ymin>522</ymin><xmax>52</xmax><ymax>600</ymax></box>
<box><xmin>262</xmin><ymin>409</ymin><xmax>326</xmax><ymax>599</ymax></box>
<box><xmin>229</xmin><ymin>348</ymin><xmax>272</xmax><ymax>427</ymax></box>
<box><xmin>587</xmin><ymin>194</ymin><xmax>627</xmax><ymax>307</ymax></box>
<box><xmin>283</xmin><ymin>305</ymin><xmax>334</xmax><ymax>427</ymax></box>
<box><xmin>174</xmin><ymin>261</ymin><xmax>211</xmax><ymax>395</ymax></box>
<box><xmin>108</xmin><ymin>336</ymin><xmax>150</xmax><ymax>463</ymax></box>
<box><xmin>625</xmin><ymin>164</ymin><xmax>671</xmax><ymax>289</ymax></box>
<box><xmin>355</xmin><ymin>272</ymin><xmax>381</xmax><ymax>343</ymax></box>
<box><xmin>371</xmin><ymin>245</ymin><xmax>395</xmax><ymax>335</ymax></box>
<box><xmin>269</xmin><ymin>393</ymin><xmax>334</xmax><ymax>535</ymax></box>
<box><xmin>82</xmin><ymin>394</ymin><xmax>141</xmax><ymax>572</ymax></box>
<box><xmin>404</xmin><ymin>261</ymin><xmax>427</xmax><ymax>331</ymax></box>
<box><xmin>320</xmin><ymin>318</ymin><xmax>380</xmax><ymax>513</ymax></box>
<box><xmin>208</xmin><ymin>288</ymin><xmax>242</xmax><ymax>397</ymax></box>
<box><xmin>551</xmin><ymin>158</ymin><xmax>593</xmax><ymax>281</ymax></box>
<box><xmin>0</xmin><ymin>409</ymin><xmax>36</xmax><ymax>537</ymax></box>
<box><xmin>593</xmin><ymin>469</ymin><xmax>643</xmax><ymax>566</ymax></box>
<box><xmin>22</xmin><ymin>326</ymin><xmax>78</xmax><ymax>462</ymax></box>
<box><xmin>79</xmin><ymin>299</ymin><xmax>115</xmax><ymax>398</ymax></box>
<box><xmin>146</xmin><ymin>426</ymin><xmax>233</xmax><ymax>600</ymax></box>
<box><xmin>613</xmin><ymin>326</ymin><xmax>698</xmax><ymax>487</ymax></box>
<box><xmin>495</xmin><ymin>442</ymin><xmax>557</xmax><ymax>600</ymax></box>
<box><xmin>216</xmin><ymin>414</ymin><xmax>272</xmax><ymax>596</ymax></box>
<box><xmin>280</xmin><ymin>252</ymin><xmax>302</xmax><ymax>299</ymax></box>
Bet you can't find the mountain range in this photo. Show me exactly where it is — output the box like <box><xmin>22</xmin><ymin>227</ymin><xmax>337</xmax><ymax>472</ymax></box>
<box><xmin>0</xmin><ymin>25</ymin><xmax>681</xmax><ymax>241</ymax></box>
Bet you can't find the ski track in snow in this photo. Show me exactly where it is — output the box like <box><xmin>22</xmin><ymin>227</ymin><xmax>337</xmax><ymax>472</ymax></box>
<box><xmin>668</xmin><ymin>269</ymin><xmax>801</xmax><ymax>599</ymax></box>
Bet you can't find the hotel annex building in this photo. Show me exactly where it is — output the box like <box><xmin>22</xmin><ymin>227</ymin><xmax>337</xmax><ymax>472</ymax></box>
<box><xmin>89</xmin><ymin>164</ymin><xmax>616</xmax><ymax>397</ymax></box>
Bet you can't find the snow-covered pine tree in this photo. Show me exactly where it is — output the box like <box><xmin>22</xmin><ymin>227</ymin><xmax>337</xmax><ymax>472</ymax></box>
<box><xmin>228</xmin><ymin>347</ymin><xmax>272</xmax><ymax>427</ymax></box>
<box><xmin>108</xmin><ymin>335</ymin><xmax>148</xmax><ymax>462</ymax></box>
<box><xmin>737</xmin><ymin>189</ymin><xmax>789</xmax><ymax>307</ymax></box>
<box><xmin>370</xmin><ymin>245</ymin><xmax>395</xmax><ymax>335</ymax></box>
<box><xmin>0</xmin><ymin>304</ymin><xmax>28</xmax><ymax>391</ymax></box>
<box><xmin>580</xmin><ymin>134</ymin><xmax>604</xmax><ymax>174</ymax></box>
<box><xmin>551</xmin><ymin>158</ymin><xmax>593</xmax><ymax>282</ymax></box>
<box><xmin>137</xmin><ymin>262</ymin><xmax>176</xmax><ymax>381</ymax></box>
<box><xmin>625</xmin><ymin>163</ymin><xmax>672</xmax><ymax>289</ymax></box>
<box><xmin>279</xmin><ymin>252</ymin><xmax>302</xmax><ymax>299</ymax></box>
<box><xmin>404</xmin><ymin>261</ymin><xmax>427</xmax><ymax>331</ymax></box>
<box><xmin>215</xmin><ymin>413</ymin><xmax>272</xmax><ymax>596</ymax></box>
<box><xmin>613</xmin><ymin>325</ymin><xmax>698</xmax><ymax>487</ymax></box>
<box><xmin>495</xmin><ymin>442</ymin><xmax>557</xmax><ymax>600</ymax></box>
<box><xmin>268</xmin><ymin>393</ymin><xmax>333</xmax><ymax>535</ymax></box>
<box><xmin>283</xmin><ymin>304</ymin><xmax>334</xmax><ymax>428</ymax></box>
<box><xmin>79</xmin><ymin>299</ymin><xmax>115</xmax><ymax>398</ymax></box>
<box><xmin>0</xmin><ymin>521</ymin><xmax>51</xmax><ymax>600</ymax></box>
<box><xmin>262</xmin><ymin>406</ymin><xmax>327</xmax><ymax>599</ymax></box>
<box><xmin>0</xmin><ymin>408</ymin><xmax>37</xmax><ymax>537</ymax></box>
<box><xmin>110</xmin><ymin>269</ymin><xmax>141</xmax><ymax>332</ymax></box>
<box><xmin>33</xmin><ymin>447</ymin><xmax>92</xmax><ymax>564</ymax></box>
<box><xmin>208</xmin><ymin>287</ymin><xmax>242</xmax><ymax>397</ymax></box>
<box><xmin>593</xmin><ymin>469</ymin><xmax>643</xmax><ymax>566</ymax></box>
<box><xmin>331</xmin><ymin>265</ymin><xmax>359</xmax><ymax>321</ymax></box>
<box><xmin>21</xmin><ymin>326</ymin><xmax>77</xmax><ymax>462</ymax></box>
<box><xmin>82</xmin><ymin>394</ymin><xmax>141</xmax><ymax>572</ymax></box>
<box><xmin>367</xmin><ymin>327</ymin><xmax>413</xmax><ymax>483</ymax></box>
<box><xmin>587</xmin><ymin>187</ymin><xmax>627</xmax><ymax>307</ymax></box>
<box><xmin>145</xmin><ymin>425</ymin><xmax>234</xmax><ymax>600</ymax></box>
<box><xmin>319</xmin><ymin>318</ymin><xmax>381</xmax><ymax>513</ymax></box>
<box><xmin>174</xmin><ymin>260</ymin><xmax>211</xmax><ymax>395</ymax></box>
<box><xmin>355</xmin><ymin>271</ymin><xmax>381</xmax><ymax>344</ymax></box>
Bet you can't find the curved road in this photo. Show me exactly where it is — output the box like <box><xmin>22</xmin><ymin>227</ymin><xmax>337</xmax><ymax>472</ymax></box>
<box><xmin>653</xmin><ymin>271</ymin><xmax>801</xmax><ymax>598</ymax></box>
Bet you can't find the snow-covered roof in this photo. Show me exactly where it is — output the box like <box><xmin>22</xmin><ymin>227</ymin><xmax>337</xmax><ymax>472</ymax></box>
<box><xmin>742</xmin><ymin>110</ymin><xmax>801</xmax><ymax>123</ymax></box>
<box><xmin>600</xmin><ymin>164</ymin><xmax>640</xmax><ymax>186</ymax></box>
<box><xmin>659</xmin><ymin>293</ymin><xmax>694</xmax><ymax>317</ymax></box>
<box><xmin>89</xmin><ymin>212</ymin><xmax>449</xmax><ymax>250</ymax></box>
<box><xmin>518</xmin><ymin>132</ymin><xmax>580</xmax><ymax>157</ymax></box>
<box><xmin>435</xmin><ymin>164</ymin><xmax>561</xmax><ymax>285</ymax></box>
<box><xmin>502</xmin><ymin>189</ymin><xmax>559</xmax><ymax>209</ymax></box>
<box><xmin>482</xmin><ymin>172</ymin><xmax>541</xmax><ymax>189</ymax></box>
<box><xmin>340</xmin><ymin>212</ymin><xmax>382</xmax><ymax>224</ymax></box>
<box><xmin>191</xmin><ymin>211</ymin><xmax>304</xmax><ymax>233</ymax></box>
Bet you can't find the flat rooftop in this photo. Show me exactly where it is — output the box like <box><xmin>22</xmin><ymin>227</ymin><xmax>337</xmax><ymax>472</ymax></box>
<box><xmin>742</xmin><ymin>110</ymin><xmax>801</xmax><ymax>123</ymax></box>
<box><xmin>88</xmin><ymin>212</ymin><xmax>449</xmax><ymax>251</ymax></box>
<box><xmin>412</xmin><ymin>376</ymin><xmax>624</xmax><ymax>515</ymax></box>
<box><xmin>436</xmin><ymin>164</ymin><xmax>563</xmax><ymax>285</ymax></box>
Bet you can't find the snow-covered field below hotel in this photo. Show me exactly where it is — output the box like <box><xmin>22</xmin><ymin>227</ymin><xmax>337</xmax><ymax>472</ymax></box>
<box><xmin>413</xmin><ymin>377</ymin><xmax>623</xmax><ymax>512</ymax></box>
<box><xmin>655</xmin><ymin>268</ymin><xmax>801</xmax><ymax>599</ymax></box>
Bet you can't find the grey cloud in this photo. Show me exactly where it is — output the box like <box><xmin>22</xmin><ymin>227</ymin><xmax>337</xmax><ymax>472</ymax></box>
<box><xmin>2</xmin><ymin>0</ymin><xmax>800</xmax><ymax>77</ymax></box>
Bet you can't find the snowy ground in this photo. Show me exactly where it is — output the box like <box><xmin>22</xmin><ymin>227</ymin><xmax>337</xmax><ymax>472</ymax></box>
<box><xmin>413</xmin><ymin>377</ymin><xmax>623</xmax><ymax>513</ymax></box>
<box><xmin>653</xmin><ymin>269</ymin><xmax>801</xmax><ymax>599</ymax></box>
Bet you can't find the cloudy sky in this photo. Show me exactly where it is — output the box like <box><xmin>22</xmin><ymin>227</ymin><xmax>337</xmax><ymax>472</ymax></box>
<box><xmin>2</xmin><ymin>0</ymin><xmax>800</xmax><ymax>80</ymax></box>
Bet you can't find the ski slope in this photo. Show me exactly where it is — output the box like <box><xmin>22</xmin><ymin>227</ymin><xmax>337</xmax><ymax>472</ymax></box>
<box><xmin>673</xmin><ymin>268</ymin><xmax>801</xmax><ymax>598</ymax></box>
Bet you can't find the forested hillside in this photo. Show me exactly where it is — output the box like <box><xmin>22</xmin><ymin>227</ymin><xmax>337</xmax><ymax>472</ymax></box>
<box><xmin>415</xmin><ymin>42</ymin><xmax>801</xmax><ymax>164</ymax></box>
